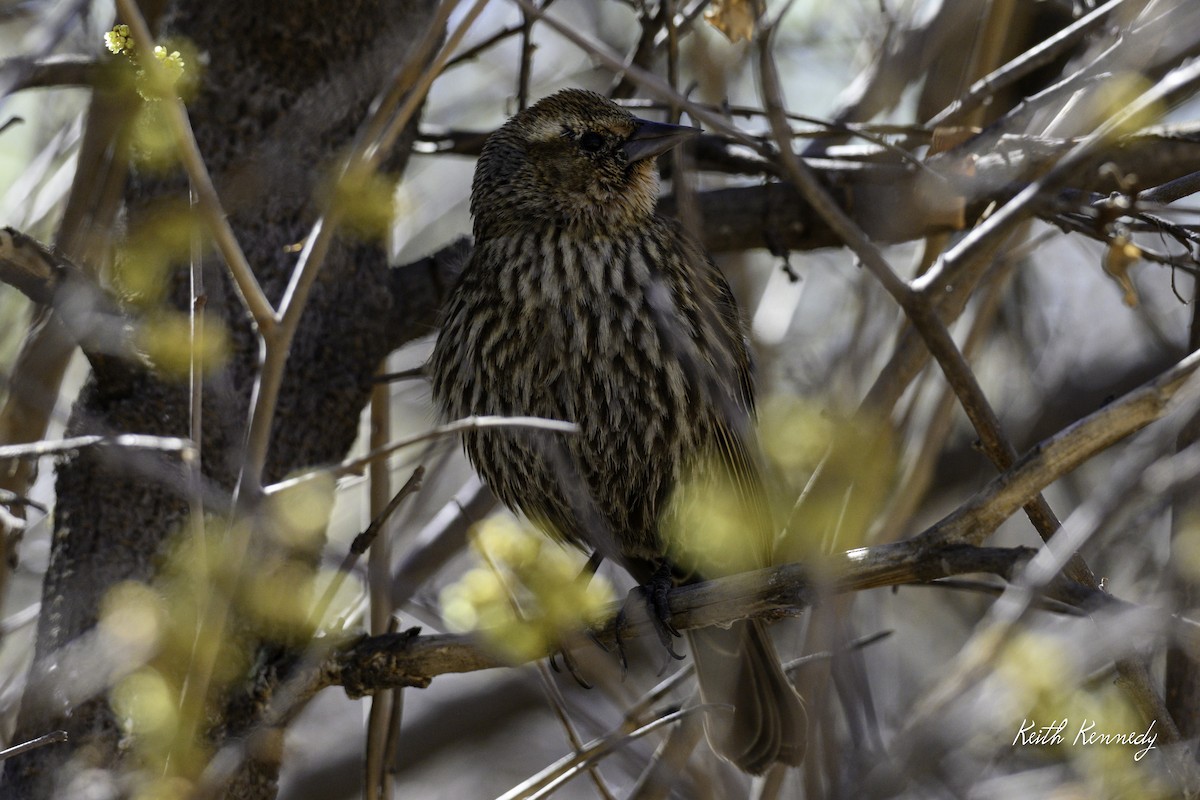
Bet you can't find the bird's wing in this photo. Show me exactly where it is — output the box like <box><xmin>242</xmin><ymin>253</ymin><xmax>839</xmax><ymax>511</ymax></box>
<box><xmin>661</xmin><ymin>222</ymin><xmax>777</xmax><ymax>570</ymax></box>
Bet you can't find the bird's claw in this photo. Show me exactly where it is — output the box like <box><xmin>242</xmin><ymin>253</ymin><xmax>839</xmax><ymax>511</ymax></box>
<box><xmin>629</xmin><ymin>563</ymin><xmax>684</xmax><ymax>660</ymax></box>
<box><xmin>647</xmin><ymin>568</ymin><xmax>682</xmax><ymax>640</ymax></box>
<box><xmin>604</xmin><ymin>563</ymin><xmax>686</xmax><ymax>674</ymax></box>
<box><xmin>549</xmin><ymin>645</ymin><xmax>593</xmax><ymax>689</ymax></box>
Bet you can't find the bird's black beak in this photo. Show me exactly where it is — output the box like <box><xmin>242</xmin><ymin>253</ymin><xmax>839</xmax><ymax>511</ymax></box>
<box><xmin>623</xmin><ymin>118</ymin><xmax>701</xmax><ymax>163</ymax></box>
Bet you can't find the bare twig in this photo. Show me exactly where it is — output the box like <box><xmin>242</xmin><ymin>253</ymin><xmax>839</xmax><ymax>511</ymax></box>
<box><xmin>1139</xmin><ymin>169</ymin><xmax>1200</xmax><ymax>205</ymax></box>
<box><xmin>0</xmin><ymin>433</ymin><xmax>195</xmax><ymax>461</ymax></box>
<box><xmin>927</xmin><ymin>0</ymin><xmax>1134</xmax><ymax>127</ymax></box>
<box><xmin>0</xmin><ymin>730</ymin><xmax>68</xmax><ymax>762</ymax></box>
<box><xmin>0</xmin><ymin>603</ymin><xmax>41</xmax><ymax>637</ymax></box>
<box><xmin>266</xmin><ymin>416</ymin><xmax>577</xmax><ymax>494</ymax></box>
<box><xmin>913</xmin><ymin>35</ymin><xmax>1200</xmax><ymax>305</ymax></box>
<box><xmin>516</xmin><ymin>1</ymin><xmax>535</xmax><ymax>111</ymax></box>
<box><xmin>390</xmin><ymin>475</ymin><xmax>495</xmax><ymax>608</ymax></box>
<box><xmin>4</xmin><ymin>54</ymin><xmax>99</xmax><ymax>91</ymax></box>
<box><xmin>758</xmin><ymin>16</ymin><xmax>1088</xmax><ymax>580</ymax></box>
<box><xmin>497</xmin><ymin>707</ymin><xmax>704</xmax><ymax>800</ymax></box>
<box><xmin>0</xmin><ymin>491</ymin><xmax>46</xmax><ymax>513</ymax></box>
<box><xmin>364</xmin><ymin>383</ymin><xmax>401</xmax><ymax>800</ymax></box>
<box><xmin>310</xmin><ymin>466</ymin><xmax>425</xmax><ymax>632</ymax></box>
<box><xmin>445</xmin><ymin>0</ymin><xmax>560</xmax><ymax>69</ymax></box>
<box><xmin>916</xmin><ymin>346</ymin><xmax>1200</xmax><ymax>549</ymax></box>
<box><xmin>374</xmin><ymin>366</ymin><xmax>425</xmax><ymax>384</ymax></box>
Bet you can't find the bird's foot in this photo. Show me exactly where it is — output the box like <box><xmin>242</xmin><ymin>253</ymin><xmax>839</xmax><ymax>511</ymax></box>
<box><xmin>615</xmin><ymin>562</ymin><xmax>683</xmax><ymax>663</ymax></box>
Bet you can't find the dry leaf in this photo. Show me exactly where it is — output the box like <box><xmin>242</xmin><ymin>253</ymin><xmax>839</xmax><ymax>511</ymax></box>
<box><xmin>704</xmin><ymin>0</ymin><xmax>760</xmax><ymax>43</ymax></box>
<box><xmin>1103</xmin><ymin>235</ymin><xmax>1141</xmax><ymax>307</ymax></box>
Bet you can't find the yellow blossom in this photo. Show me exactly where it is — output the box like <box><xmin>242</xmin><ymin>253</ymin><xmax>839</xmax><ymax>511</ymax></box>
<box><xmin>104</xmin><ymin>24</ymin><xmax>133</xmax><ymax>55</ymax></box>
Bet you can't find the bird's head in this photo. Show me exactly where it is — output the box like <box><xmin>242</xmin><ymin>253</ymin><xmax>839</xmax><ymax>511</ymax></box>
<box><xmin>470</xmin><ymin>89</ymin><xmax>700</xmax><ymax>236</ymax></box>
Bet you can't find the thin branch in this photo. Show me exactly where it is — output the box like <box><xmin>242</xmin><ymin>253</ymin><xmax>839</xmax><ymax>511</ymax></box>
<box><xmin>516</xmin><ymin>1</ymin><xmax>535</xmax><ymax>111</ymax></box>
<box><xmin>1139</xmin><ymin>168</ymin><xmax>1200</xmax><ymax>205</ymax></box>
<box><xmin>391</xmin><ymin>475</ymin><xmax>495</xmax><ymax>609</ymax></box>
<box><xmin>0</xmin><ymin>491</ymin><xmax>46</xmax><ymax>513</ymax></box>
<box><xmin>916</xmin><ymin>346</ymin><xmax>1200</xmax><ymax>549</ymax></box>
<box><xmin>0</xmin><ymin>730</ymin><xmax>68</xmax><ymax>762</ymax></box>
<box><xmin>0</xmin><ymin>602</ymin><xmax>41</xmax><ymax>637</ymax></box>
<box><xmin>0</xmin><ymin>226</ymin><xmax>76</xmax><ymax>306</ymax></box>
<box><xmin>498</xmin><ymin>707</ymin><xmax>704</xmax><ymax>800</ymax></box>
<box><xmin>0</xmin><ymin>433</ymin><xmax>195</xmax><ymax>461</ymax></box>
<box><xmin>3</xmin><ymin>54</ymin><xmax>100</xmax><ymax>91</ymax></box>
<box><xmin>910</xmin><ymin>578</ymin><xmax>1088</xmax><ymax>617</ymax></box>
<box><xmin>611</xmin><ymin>2</ymin><xmax>666</xmax><ymax>99</ymax></box>
<box><xmin>363</xmin><ymin>384</ymin><xmax>403</xmax><ymax>800</ymax></box>
<box><xmin>374</xmin><ymin>366</ymin><xmax>425</xmax><ymax>383</ymax></box>
<box><xmin>185</xmin><ymin>185</ymin><xmax>209</xmax><ymax>592</ymax></box>
<box><xmin>242</xmin><ymin>0</ymin><xmax>486</xmax><ymax>498</ymax></box>
<box><xmin>309</xmin><ymin>466</ymin><xmax>425</xmax><ymax>632</ymax></box>
<box><xmin>913</xmin><ymin>33</ymin><xmax>1200</xmax><ymax>303</ymax></box>
<box><xmin>114</xmin><ymin>0</ymin><xmax>276</xmax><ymax>335</ymax></box>
<box><xmin>927</xmin><ymin>0</ymin><xmax>1133</xmax><ymax>127</ymax></box>
<box><xmin>265</xmin><ymin>416</ymin><xmax>578</xmax><ymax>494</ymax></box>
<box><xmin>445</xmin><ymin>0</ymin><xmax>561</xmax><ymax>69</ymax></box>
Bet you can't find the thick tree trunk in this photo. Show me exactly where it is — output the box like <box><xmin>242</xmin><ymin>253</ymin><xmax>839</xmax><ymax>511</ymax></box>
<box><xmin>4</xmin><ymin>2</ymin><xmax>439</xmax><ymax>797</ymax></box>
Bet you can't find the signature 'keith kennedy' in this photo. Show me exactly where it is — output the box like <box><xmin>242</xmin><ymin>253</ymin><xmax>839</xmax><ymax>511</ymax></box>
<box><xmin>1013</xmin><ymin>718</ymin><xmax>1158</xmax><ymax>761</ymax></box>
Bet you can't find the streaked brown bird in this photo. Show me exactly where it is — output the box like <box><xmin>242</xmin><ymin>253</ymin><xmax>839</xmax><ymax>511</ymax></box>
<box><xmin>430</xmin><ymin>88</ymin><xmax>806</xmax><ymax>774</ymax></box>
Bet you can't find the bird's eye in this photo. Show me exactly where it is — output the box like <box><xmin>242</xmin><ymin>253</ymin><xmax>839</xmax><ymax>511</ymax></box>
<box><xmin>578</xmin><ymin>131</ymin><xmax>605</xmax><ymax>153</ymax></box>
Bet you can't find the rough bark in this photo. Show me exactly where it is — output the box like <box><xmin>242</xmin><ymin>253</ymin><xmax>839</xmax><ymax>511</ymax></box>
<box><xmin>3</xmin><ymin>2</ymin><xmax>439</xmax><ymax>798</ymax></box>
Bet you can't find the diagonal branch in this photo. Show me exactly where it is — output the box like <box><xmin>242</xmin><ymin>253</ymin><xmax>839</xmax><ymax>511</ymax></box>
<box><xmin>926</xmin><ymin>0</ymin><xmax>1135</xmax><ymax>127</ymax></box>
<box><xmin>917</xmin><ymin>346</ymin><xmax>1200</xmax><ymax>549</ymax></box>
<box><xmin>756</xmin><ymin>18</ymin><xmax>1091</xmax><ymax>581</ymax></box>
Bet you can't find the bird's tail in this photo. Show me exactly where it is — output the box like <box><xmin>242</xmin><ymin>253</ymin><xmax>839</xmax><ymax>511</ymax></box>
<box><xmin>686</xmin><ymin>619</ymin><xmax>807</xmax><ymax>774</ymax></box>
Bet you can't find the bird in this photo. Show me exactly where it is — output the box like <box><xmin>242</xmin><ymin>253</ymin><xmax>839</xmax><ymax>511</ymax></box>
<box><xmin>429</xmin><ymin>88</ymin><xmax>806</xmax><ymax>775</ymax></box>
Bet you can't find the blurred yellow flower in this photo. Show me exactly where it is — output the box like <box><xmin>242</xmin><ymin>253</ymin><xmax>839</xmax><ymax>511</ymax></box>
<box><xmin>440</xmin><ymin>518</ymin><xmax>614</xmax><ymax>662</ymax></box>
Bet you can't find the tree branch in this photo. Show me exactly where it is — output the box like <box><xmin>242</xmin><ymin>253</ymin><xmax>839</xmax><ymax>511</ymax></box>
<box><xmin>0</xmin><ymin>226</ymin><xmax>139</xmax><ymax>373</ymax></box>
<box><xmin>917</xmin><ymin>345</ymin><xmax>1200</xmax><ymax>548</ymax></box>
<box><xmin>324</xmin><ymin>543</ymin><xmax>1040</xmax><ymax>695</ymax></box>
<box><xmin>2</xmin><ymin>54</ymin><xmax>100</xmax><ymax>91</ymax></box>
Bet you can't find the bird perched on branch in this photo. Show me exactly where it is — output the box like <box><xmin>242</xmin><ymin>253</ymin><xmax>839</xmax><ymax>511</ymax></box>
<box><xmin>430</xmin><ymin>88</ymin><xmax>806</xmax><ymax>774</ymax></box>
